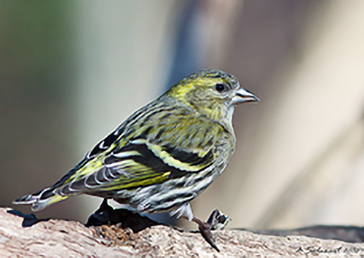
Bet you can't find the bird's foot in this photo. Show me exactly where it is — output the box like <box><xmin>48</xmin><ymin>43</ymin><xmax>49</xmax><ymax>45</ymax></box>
<box><xmin>191</xmin><ymin>209</ymin><xmax>231</xmax><ymax>252</ymax></box>
<box><xmin>207</xmin><ymin>209</ymin><xmax>231</xmax><ymax>230</ymax></box>
<box><xmin>86</xmin><ymin>199</ymin><xmax>160</xmax><ymax>232</ymax></box>
<box><xmin>86</xmin><ymin>199</ymin><xmax>114</xmax><ymax>227</ymax></box>
<box><xmin>192</xmin><ymin>216</ymin><xmax>220</xmax><ymax>252</ymax></box>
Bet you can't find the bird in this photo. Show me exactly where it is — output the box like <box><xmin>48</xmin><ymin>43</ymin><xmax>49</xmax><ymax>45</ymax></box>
<box><xmin>13</xmin><ymin>69</ymin><xmax>259</xmax><ymax>251</ymax></box>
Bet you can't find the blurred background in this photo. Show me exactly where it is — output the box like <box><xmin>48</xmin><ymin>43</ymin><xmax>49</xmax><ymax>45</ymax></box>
<box><xmin>2</xmin><ymin>0</ymin><xmax>364</xmax><ymax>230</ymax></box>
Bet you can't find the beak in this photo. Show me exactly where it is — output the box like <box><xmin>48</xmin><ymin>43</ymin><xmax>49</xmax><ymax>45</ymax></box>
<box><xmin>231</xmin><ymin>87</ymin><xmax>260</xmax><ymax>105</ymax></box>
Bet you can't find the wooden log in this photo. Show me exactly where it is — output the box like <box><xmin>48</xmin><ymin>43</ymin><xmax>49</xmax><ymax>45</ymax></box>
<box><xmin>1</xmin><ymin>207</ymin><xmax>364</xmax><ymax>257</ymax></box>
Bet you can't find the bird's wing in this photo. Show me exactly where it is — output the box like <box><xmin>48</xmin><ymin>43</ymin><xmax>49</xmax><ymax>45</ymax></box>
<box><xmin>54</xmin><ymin>117</ymin><xmax>218</xmax><ymax>196</ymax></box>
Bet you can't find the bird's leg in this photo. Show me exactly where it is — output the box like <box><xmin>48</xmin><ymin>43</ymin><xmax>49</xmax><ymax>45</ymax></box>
<box><xmin>171</xmin><ymin>203</ymin><xmax>220</xmax><ymax>252</ymax></box>
<box><xmin>191</xmin><ymin>216</ymin><xmax>220</xmax><ymax>252</ymax></box>
<box><xmin>86</xmin><ymin>198</ymin><xmax>114</xmax><ymax>226</ymax></box>
<box><xmin>96</xmin><ymin>198</ymin><xmax>114</xmax><ymax>213</ymax></box>
<box><xmin>191</xmin><ymin>209</ymin><xmax>231</xmax><ymax>251</ymax></box>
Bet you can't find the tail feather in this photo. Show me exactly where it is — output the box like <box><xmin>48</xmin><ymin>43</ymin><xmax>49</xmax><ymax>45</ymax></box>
<box><xmin>13</xmin><ymin>188</ymin><xmax>69</xmax><ymax>212</ymax></box>
<box><xmin>13</xmin><ymin>194</ymin><xmax>38</xmax><ymax>205</ymax></box>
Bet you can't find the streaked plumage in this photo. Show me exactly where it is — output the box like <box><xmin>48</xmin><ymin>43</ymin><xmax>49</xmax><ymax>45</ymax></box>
<box><xmin>14</xmin><ymin>70</ymin><xmax>259</xmax><ymax>250</ymax></box>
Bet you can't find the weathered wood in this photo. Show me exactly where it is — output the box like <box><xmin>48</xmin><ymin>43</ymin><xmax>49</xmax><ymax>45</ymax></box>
<box><xmin>1</xmin><ymin>207</ymin><xmax>364</xmax><ymax>257</ymax></box>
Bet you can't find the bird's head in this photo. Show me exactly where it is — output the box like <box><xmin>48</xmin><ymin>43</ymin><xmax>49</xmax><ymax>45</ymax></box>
<box><xmin>167</xmin><ymin>70</ymin><xmax>259</xmax><ymax>122</ymax></box>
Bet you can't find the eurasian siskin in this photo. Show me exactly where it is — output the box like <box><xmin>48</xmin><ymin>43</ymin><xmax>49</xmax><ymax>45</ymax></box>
<box><xmin>14</xmin><ymin>69</ymin><xmax>259</xmax><ymax>251</ymax></box>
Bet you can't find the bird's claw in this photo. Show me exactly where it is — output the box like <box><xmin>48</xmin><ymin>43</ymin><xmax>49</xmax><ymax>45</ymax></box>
<box><xmin>198</xmin><ymin>222</ymin><xmax>220</xmax><ymax>252</ymax></box>
<box><xmin>192</xmin><ymin>209</ymin><xmax>231</xmax><ymax>252</ymax></box>
<box><xmin>207</xmin><ymin>209</ymin><xmax>231</xmax><ymax>230</ymax></box>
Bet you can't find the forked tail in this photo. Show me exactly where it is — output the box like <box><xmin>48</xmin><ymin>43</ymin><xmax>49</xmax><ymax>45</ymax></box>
<box><xmin>13</xmin><ymin>187</ymin><xmax>68</xmax><ymax>212</ymax></box>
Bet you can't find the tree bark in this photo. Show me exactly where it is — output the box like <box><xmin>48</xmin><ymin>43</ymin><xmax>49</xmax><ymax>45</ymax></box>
<box><xmin>1</xmin><ymin>207</ymin><xmax>364</xmax><ymax>257</ymax></box>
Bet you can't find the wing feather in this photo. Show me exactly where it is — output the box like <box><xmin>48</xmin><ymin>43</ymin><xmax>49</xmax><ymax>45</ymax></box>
<box><xmin>52</xmin><ymin>106</ymin><xmax>221</xmax><ymax>197</ymax></box>
<box><xmin>57</xmin><ymin>139</ymin><xmax>214</xmax><ymax>195</ymax></box>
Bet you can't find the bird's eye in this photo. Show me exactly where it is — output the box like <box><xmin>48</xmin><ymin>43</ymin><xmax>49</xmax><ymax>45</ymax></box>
<box><xmin>215</xmin><ymin>83</ymin><xmax>226</xmax><ymax>93</ymax></box>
